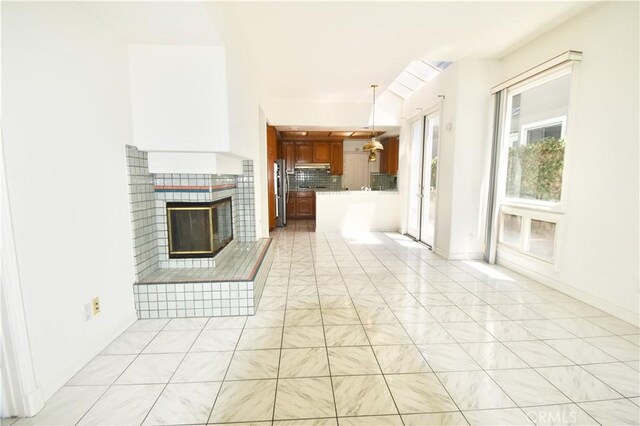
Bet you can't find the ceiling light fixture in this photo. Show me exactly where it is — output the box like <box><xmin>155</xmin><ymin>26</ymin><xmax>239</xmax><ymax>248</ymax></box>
<box><xmin>363</xmin><ymin>84</ymin><xmax>384</xmax><ymax>157</ymax></box>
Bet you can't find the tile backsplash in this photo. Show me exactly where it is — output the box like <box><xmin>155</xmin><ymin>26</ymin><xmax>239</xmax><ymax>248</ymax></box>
<box><xmin>370</xmin><ymin>173</ymin><xmax>398</xmax><ymax>191</ymax></box>
<box><xmin>290</xmin><ymin>169</ymin><xmax>342</xmax><ymax>190</ymax></box>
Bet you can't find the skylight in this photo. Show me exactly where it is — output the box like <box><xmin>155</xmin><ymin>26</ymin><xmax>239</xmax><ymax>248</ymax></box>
<box><xmin>387</xmin><ymin>60</ymin><xmax>452</xmax><ymax>99</ymax></box>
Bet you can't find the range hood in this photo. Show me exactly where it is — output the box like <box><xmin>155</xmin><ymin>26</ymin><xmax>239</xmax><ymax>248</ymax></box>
<box><xmin>294</xmin><ymin>162</ymin><xmax>330</xmax><ymax>170</ymax></box>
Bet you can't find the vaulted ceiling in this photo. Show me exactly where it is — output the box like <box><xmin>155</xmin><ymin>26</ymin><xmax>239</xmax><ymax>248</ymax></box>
<box><xmin>84</xmin><ymin>1</ymin><xmax>596</xmax><ymax>105</ymax></box>
<box><xmin>205</xmin><ymin>1</ymin><xmax>595</xmax><ymax>102</ymax></box>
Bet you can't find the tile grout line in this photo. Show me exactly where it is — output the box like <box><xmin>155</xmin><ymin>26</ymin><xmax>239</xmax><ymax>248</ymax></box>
<box><xmin>400</xmin><ymin>233</ymin><xmax>636</xmax><ymax>423</ymax></box>
<box><xmin>73</xmin><ymin>321</ymin><xmax>170</xmax><ymax>425</ymax></box>
<box><xmin>378</xmin><ymin>235</ymin><xmax>615</xmax><ymax>424</ymax></box>
<box><xmin>353</xmin><ymin>235</ymin><xmax>472</xmax><ymax>425</ymax></box>
<box><xmin>270</xmin><ymin>223</ymin><xmax>292</xmax><ymax>424</ymax></box>
<box><xmin>417</xmin><ymin>261</ymin><xmax>621</xmax><ymax>424</ymax></box>
<box><xmin>138</xmin><ymin>319</ymin><xmax>212</xmax><ymax>426</ymax></box>
<box><xmin>378</xmin><ymin>236</ymin><xmax>576</xmax><ymax>424</ymax></box>
<box><xmin>313</xmin><ymin>230</ymin><xmax>341</xmax><ymax>424</ymax></box>
<box><xmin>204</xmin><ymin>307</ymin><xmax>251</xmax><ymax>424</ymax></box>
<box><xmin>326</xmin><ymin>232</ymin><xmax>407</xmax><ymax>425</ymax></box>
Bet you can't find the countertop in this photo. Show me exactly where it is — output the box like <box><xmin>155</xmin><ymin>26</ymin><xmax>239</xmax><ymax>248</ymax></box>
<box><xmin>291</xmin><ymin>188</ymin><xmax>397</xmax><ymax>193</ymax></box>
<box><xmin>315</xmin><ymin>190</ymin><xmax>399</xmax><ymax>195</ymax></box>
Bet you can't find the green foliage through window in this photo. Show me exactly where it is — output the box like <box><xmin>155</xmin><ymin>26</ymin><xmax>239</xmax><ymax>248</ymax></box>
<box><xmin>430</xmin><ymin>157</ymin><xmax>438</xmax><ymax>190</ymax></box>
<box><xmin>506</xmin><ymin>137</ymin><xmax>564</xmax><ymax>202</ymax></box>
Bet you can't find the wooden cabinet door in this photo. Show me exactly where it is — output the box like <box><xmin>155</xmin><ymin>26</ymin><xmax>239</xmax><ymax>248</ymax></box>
<box><xmin>286</xmin><ymin>192</ymin><xmax>295</xmax><ymax>220</ymax></box>
<box><xmin>387</xmin><ymin>137</ymin><xmax>399</xmax><ymax>175</ymax></box>
<box><xmin>283</xmin><ymin>142</ymin><xmax>296</xmax><ymax>174</ymax></box>
<box><xmin>313</xmin><ymin>142</ymin><xmax>331</xmax><ymax>163</ymax></box>
<box><xmin>330</xmin><ymin>142</ymin><xmax>343</xmax><ymax>175</ymax></box>
<box><xmin>296</xmin><ymin>197</ymin><xmax>314</xmax><ymax>218</ymax></box>
<box><xmin>379</xmin><ymin>140</ymin><xmax>389</xmax><ymax>174</ymax></box>
<box><xmin>296</xmin><ymin>142</ymin><xmax>313</xmax><ymax>163</ymax></box>
<box><xmin>267</xmin><ymin>125</ymin><xmax>277</xmax><ymax>229</ymax></box>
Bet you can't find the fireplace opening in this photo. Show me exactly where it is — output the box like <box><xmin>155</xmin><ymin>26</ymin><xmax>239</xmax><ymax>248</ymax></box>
<box><xmin>167</xmin><ymin>198</ymin><xmax>233</xmax><ymax>258</ymax></box>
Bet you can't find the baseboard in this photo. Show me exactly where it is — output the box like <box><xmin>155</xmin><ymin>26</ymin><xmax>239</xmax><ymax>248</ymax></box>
<box><xmin>498</xmin><ymin>257</ymin><xmax>639</xmax><ymax>326</ymax></box>
<box><xmin>40</xmin><ymin>312</ymin><xmax>138</xmax><ymax>404</ymax></box>
<box><xmin>434</xmin><ymin>247</ymin><xmax>484</xmax><ymax>261</ymax></box>
<box><xmin>21</xmin><ymin>389</ymin><xmax>45</xmax><ymax>417</ymax></box>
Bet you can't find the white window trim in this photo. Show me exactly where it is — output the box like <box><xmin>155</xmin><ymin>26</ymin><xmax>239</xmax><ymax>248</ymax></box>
<box><xmin>497</xmin><ymin>206</ymin><xmax>560</xmax><ymax>264</ymax></box>
<box><xmin>519</xmin><ymin>115</ymin><xmax>567</xmax><ymax>146</ymax></box>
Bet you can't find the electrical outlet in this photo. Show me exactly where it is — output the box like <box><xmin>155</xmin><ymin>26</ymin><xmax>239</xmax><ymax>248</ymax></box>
<box><xmin>91</xmin><ymin>297</ymin><xmax>100</xmax><ymax>315</ymax></box>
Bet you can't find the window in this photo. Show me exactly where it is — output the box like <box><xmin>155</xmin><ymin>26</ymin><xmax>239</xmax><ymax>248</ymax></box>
<box><xmin>503</xmin><ymin>69</ymin><xmax>571</xmax><ymax>204</ymax></box>
<box><xmin>494</xmin><ymin>64</ymin><xmax>573</xmax><ymax>264</ymax></box>
<box><xmin>498</xmin><ymin>210</ymin><xmax>558</xmax><ymax>261</ymax></box>
<box><xmin>500</xmin><ymin>213</ymin><xmax>522</xmax><ymax>246</ymax></box>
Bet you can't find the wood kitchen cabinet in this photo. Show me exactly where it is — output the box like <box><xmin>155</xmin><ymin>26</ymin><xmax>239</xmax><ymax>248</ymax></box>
<box><xmin>267</xmin><ymin>125</ymin><xmax>277</xmax><ymax>229</ymax></box>
<box><xmin>286</xmin><ymin>193</ymin><xmax>295</xmax><ymax>219</ymax></box>
<box><xmin>379</xmin><ymin>137</ymin><xmax>399</xmax><ymax>175</ymax></box>
<box><xmin>295</xmin><ymin>142</ymin><xmax>313</xmax><ymax>163</ymax></box>
<box><xmin>330</xmin><ymin>141</ymin><xmax>343</xmax><ymax>175</ymax></box>
<box><xmin>279</xmin><ymin>140</ymin><xmax>342</xmax><ymax>175</ymax></box>
<box><xmin>313</xmin><ymin>142</ymin><xmax>331</xmax><ymax>163</ymax></box>
<box><xmin>287</xmin><ymin>191</ymin><xmax>316</xmax><ymax>220</ymax></box>
<box><xmin>283</xmin><ymin>142</ymin><xmax>296</xmax><ymax>174</ymax></box>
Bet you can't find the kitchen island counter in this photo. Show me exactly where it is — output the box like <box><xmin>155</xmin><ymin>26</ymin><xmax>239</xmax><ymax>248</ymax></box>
<box><xmin>315</xmin><ymin>190</ymin><xmax>400</xmax><ymax>232</ymax></box>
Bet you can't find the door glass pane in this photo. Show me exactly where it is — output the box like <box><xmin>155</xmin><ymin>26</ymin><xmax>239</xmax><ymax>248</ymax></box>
<box><xmin>407</xmin><ymin>119</ymin><xmax>423</xmax><ymax>237</ymax></box>
<box><xmin>500</xmin><ymin>213</ymin><xmax>521</xmax><ymax>246</ymax></box>
<box><xmin>421</xmin><ymin>115</ymin><xmax>439</xmax><ymax>246</ymax></box>
<box><xmin>528</xmin><ymin>219</ymin><xmax>556</xmax><ymax>258</ymax></box>
<box><xmin>505</xmin><ymin>73</ymin><xmax>570</xmax><ymax>202</ymax></box>
<box><xmin>428</xmin><ymin>117</ymin><xmax>439</xmax><ymax>239</ymax></box>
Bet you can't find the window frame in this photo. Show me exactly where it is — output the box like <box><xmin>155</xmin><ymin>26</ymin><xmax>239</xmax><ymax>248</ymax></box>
<box><xmin>520</xmin><ymin>115</ymin><xmax>567</xmax><ymax>146</ymax></box>
<box><xmin>498</xmin><ymin>206</ymin><xmax>560</xmax><ymax>264</ymax></box>
<box><xmin>497</xmin><ymin>64</ymin><xmax>574</xmax><ymax>213</ymax></box>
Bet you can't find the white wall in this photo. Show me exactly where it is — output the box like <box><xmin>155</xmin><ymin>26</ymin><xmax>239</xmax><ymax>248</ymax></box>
<box><xmin>147</xmin><ymin>152</ymin><xmax>243</xmax><ymax>175</ymax></box>
<box><xmin>128</xmin><ymin>44</ymin><xmax>229</xmax><ymax>153</ymax></box>
<box><xmin>204</xmin><ymin>3</ymin><xmax>268</xmax><ymax>237</ymax></box>
<box><xmin>263</xmin><ymin>91</ymin><xmax>402</xmax><ymax>128</ymax></box>
<box><xmin>447</xmin><ymin>60</ymin><xmax>497</xmax><ymax>259</ymax></box>
<box><xmin>316</xmin><ymin>192</ymin><xmax>401</xmax><ymax>233</ymax></box>
<box><xmin>495</xmin><ymin>2</ymin><xmax>639</xmax><ymax>323</ymax></box>
<box><xmin>2</xmin><ymin>1</ymin><xmax>137</xmax><ymax>403</ymax></box>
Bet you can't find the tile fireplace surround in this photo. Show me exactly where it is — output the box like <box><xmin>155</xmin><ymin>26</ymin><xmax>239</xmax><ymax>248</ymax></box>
<box><xmin>125</xmin><ymin>146</ymin><xmax>272</xmax><ymax>318</ymax></box>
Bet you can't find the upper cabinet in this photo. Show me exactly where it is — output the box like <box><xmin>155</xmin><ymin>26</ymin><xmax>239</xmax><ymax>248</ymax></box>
<box><xmin>330</xmin><ymin>142</ymin><xmax>343</xmax><ymax>175</ymax></box>
<box><xmin>278</xmin><ymin>140</ymin><xmax>343</xmax><ymax>175</ymax></box>
<box><xmin>380</xmin><ymin>137</ymin><xmax>399</xmax><ymax>175</ymax></box>
<box><xmin>283</xmin><ymin>142</ymin><xmax>296</xmax><ymax>174</ymax></box>
<box><xmin>295</xmin><ymin>142</ymin><xmax>313</xmax><ymax>163</ymax></box>
<box><xmin>313</xmin><ymin>142</ymin><xmax>331</xmax><ymax>163</ymax></box>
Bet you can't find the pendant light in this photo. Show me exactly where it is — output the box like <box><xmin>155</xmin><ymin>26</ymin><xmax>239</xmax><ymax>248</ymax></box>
<box><xmin>363</xmin><ymin>84</ymin><xmax>384</xmax><ymax>157</ymax></box>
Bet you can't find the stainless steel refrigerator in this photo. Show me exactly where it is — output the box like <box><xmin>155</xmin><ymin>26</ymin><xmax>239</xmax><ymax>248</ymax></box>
<box><xmin>275</xmin><ymin>159</ymin><xmax>289</xmax><ymax>227</ymax></box>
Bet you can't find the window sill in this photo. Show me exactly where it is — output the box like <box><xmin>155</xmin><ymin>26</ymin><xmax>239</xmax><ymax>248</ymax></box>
<box><xmin>501</xmin><ymin>201</ymin><xmax>564</xmax><ymax>216</ymax></box>
<box><xmin>497</xmin><ymin>243</ymin><xmax>555</xmax><ymax>265</ymax></box>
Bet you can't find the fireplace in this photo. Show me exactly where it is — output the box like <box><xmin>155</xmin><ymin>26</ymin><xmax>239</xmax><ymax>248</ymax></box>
<box><xmin>166</xmin><ymin>198</ymin><xmax>233</xmax><ymax>258</ymax></box>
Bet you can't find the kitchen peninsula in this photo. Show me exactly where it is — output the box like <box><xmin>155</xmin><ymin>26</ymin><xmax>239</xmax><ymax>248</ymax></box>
<box><xmin>316</xmin><ymin>189</ymin><xmax>400</xmax><ymax>232</ymax></box>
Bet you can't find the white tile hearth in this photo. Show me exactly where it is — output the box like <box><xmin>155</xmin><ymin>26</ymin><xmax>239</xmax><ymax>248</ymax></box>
<box><xmin>15</xmin><ymin>221</ymin><xmax>639</xmax><ymax>426</ymax></box>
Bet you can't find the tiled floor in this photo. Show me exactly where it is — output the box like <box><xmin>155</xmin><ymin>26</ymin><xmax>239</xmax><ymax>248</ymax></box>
<box><xmin>6</xmin><ymin>220</ymin><xmax>640</xmax><ymax>425</ymax></box>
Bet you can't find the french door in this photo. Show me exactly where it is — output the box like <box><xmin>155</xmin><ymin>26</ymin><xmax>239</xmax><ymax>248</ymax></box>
<box><xmin>407</xmin><ymin>112</ymin><xmax>440</xmax><ymax>248</ymax></box>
